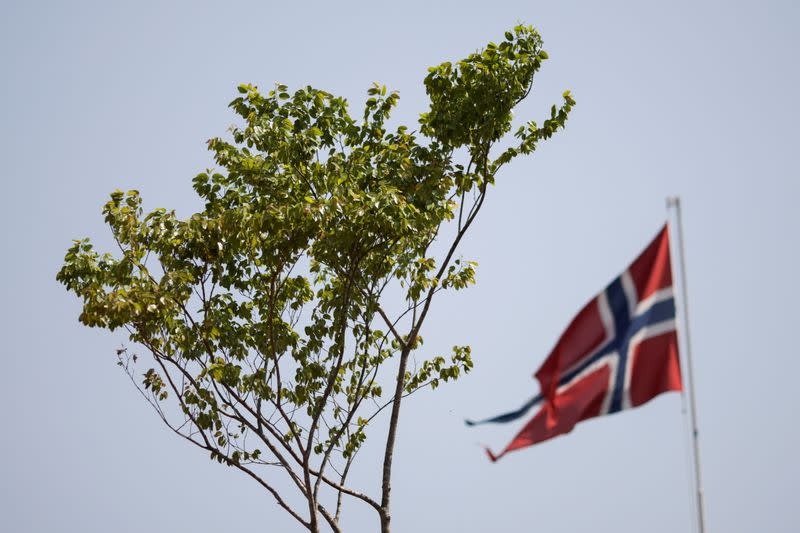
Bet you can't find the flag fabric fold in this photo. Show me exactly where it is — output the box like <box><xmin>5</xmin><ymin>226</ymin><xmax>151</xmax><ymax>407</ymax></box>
<box><xmin>464</xmin><ymin>393</ymin><xmax>543</xmax><ymax>426</ymax></box>
<box><xmin>475</xmin><ymin>225</ymin><xmax>682</xmax><ymax>461</ymax></box>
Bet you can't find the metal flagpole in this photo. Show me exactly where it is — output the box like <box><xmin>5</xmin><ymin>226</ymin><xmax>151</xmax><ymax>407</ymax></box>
<box><xmin>666</xmin><ymin>196</ymin><xmax>707</xmax><ymax>533</ymax></box>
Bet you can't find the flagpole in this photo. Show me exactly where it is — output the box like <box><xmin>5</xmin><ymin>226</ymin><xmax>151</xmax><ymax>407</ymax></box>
<box><xmin>666</xmin><ymin>196</ymin><xmax>707</xmax><ymax>533</ymax></box>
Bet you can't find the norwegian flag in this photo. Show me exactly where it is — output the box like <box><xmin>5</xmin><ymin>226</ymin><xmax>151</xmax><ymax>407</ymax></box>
<box><xmin>468</xmin><ymin>225</ymin><xmax>682</xmax><ymax>461</ymax></box>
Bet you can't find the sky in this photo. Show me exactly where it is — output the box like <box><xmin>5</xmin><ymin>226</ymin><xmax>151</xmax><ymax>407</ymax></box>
<box><xmin>1</xmin><ymin>0</ymin><xmax>798</xmax><ymax>531</ymax></box>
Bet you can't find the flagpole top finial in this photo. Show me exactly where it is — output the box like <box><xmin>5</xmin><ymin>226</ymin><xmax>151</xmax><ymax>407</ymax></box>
<box><xmin>666</xmin><ymin>196</ymin><xmax>681</xmax><ymax>208</ymax></box>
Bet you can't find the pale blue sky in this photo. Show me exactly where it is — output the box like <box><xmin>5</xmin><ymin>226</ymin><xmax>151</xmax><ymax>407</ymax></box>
<box><xmin>1</xmin><ymin>1</ymin><xmax>798</xmax><ymax>531</ymax></box>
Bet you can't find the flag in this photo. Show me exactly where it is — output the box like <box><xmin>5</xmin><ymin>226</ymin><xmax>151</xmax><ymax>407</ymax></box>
<box><xmin>468</xmin><ymin>225</ymin><xmax>682</xmax><ymax>461</ymax></box>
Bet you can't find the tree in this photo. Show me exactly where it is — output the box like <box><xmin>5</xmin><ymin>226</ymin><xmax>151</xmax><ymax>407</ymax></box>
<box><xmin>57</xmin><ymin>24</ymin><xmax>574</xmax><ymax>533</ymax></box>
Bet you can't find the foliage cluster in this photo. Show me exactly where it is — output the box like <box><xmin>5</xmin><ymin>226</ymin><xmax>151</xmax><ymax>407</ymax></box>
<box><xmin>57</xmin><ymin>25</ymin><xmax>574</xmax><ymax>533</ymax></box>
